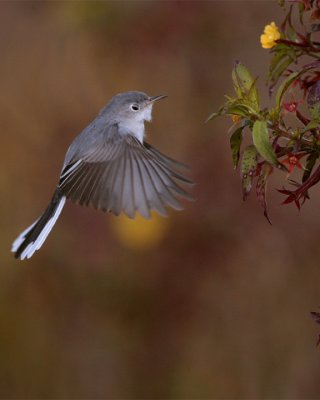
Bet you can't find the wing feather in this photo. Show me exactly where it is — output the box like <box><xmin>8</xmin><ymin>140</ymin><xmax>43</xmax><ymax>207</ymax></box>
<box><xmin>108</xmin><ymin>145</ymin><xmax>125</xmax><ymax>215</ymax></box>
<box><xmin>149</xmin><ymin>157</ymin><xmax>194</xmax><ymax>201</ymax></box>
<box><xmin>146</xmin><ymin>159</ymin><xmax>184</xmax><ymax>210</ymax></box>
<box><xmin>58</xmin><ymin>124</ymin><xmax>192</xmax><ymax>218</ymax></box>
<box><xmin>90</xmin><ymin>142</ymin><xmax>121</xmax><ymax>210</ymax></box>
<box><xmin>145</xmin><ymin>143</ymin><xmax>191</xmax><ymax>171</ymax></box>
<box><xmin>61</xmin><ymin>162</ymin><xmax>88</xmax><ymax>201</ymax></box>
<box><xmin>121</xmin><ymin>144</ymin><xmax>135</xmax><ymax>218</ymax></box>
<box><xmin>130</xmin><ymin>147</ymin><xmax>150</xmax><ymax>219</ymax></box>
<box><xmin>138</xmin><ymin>156</ymin><xmax>168</xmax><ymax>217</ymax></box>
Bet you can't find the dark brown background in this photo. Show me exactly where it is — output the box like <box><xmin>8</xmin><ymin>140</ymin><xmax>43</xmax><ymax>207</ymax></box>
<box><xmin>1</xmin><ymin>1</ymin><xmax>320</xmax><ymax>398</ymax></box>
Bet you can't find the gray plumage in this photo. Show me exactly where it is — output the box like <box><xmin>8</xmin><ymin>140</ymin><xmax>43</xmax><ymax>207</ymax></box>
<box><xmin>12</xmin><ymin>91</ymin><xmax>193</xmax><ymax>260</ymax></box>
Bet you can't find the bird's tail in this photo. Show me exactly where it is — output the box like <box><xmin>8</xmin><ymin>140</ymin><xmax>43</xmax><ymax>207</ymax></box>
<box><xmin>12</xmin><ymin>189</ymin><xmax>66</xmax><ymax>260</ymax></box>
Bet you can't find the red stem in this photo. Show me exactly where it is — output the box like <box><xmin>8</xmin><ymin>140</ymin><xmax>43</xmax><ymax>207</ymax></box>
<box><xmin>296</xmin><ymin>110</ymin><xmax>309</xmax><ymax>126</ymax></box>
<box><xmin>276</xmin><ymin>38</ymin><xmax>320</xmax><ymax>52</ymax></box>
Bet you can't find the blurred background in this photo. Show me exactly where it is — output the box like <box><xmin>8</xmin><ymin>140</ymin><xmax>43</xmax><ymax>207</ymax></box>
<box><xmin>1</xmin><ymin>1</ymin><xmax>320</xmax><ymax>398</ymax></box>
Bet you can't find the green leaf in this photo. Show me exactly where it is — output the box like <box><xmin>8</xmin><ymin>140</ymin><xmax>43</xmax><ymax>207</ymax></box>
<box><xmin>252</xmin><ymin>120</ymin><xmax>280</xmax><ymax>167</ymax></box>
<box><xmin>275</xmin><ymin>70</ymin><xmax>301</xmax><ymax>110</ymax></box>
<box><xmin>287</xmin><ymin>24</ymin><xmax>298</xmax><ymax>42</ymax></box>
<box><xmin>298</xmin><ymin>3</ymin><xmax>305</xmax><ymax>25</ymax></box>
<box><xmin>227</xmin><ymin>99</ymin><xmax>260</xmax><ymax>117</ymax></box>
<box><xmin>206</xmin><ymin>104</ymin><xmax>226</xmax><ymax>122</ymax></box>
<box><xmin>247</xmin><ymin>78</ymin><xmax>260</xmax><ymax>109</ymax></box>
<box><xmin>269</xmin><ymin>57</ymin><xmax>294</xmax><ymax>88</ymax></box>
<box><xmin>285</xmin><ymin>5</ymin><xmax>298</xmax><ymax>42</ymax></box>
<box><xmin>300</xmin><ymin>119</ymin><xmax>320</xmax><ymax>134</ymax></box>
<box><xmin>269</xmin><ymin>48</ymin><xmax>287</xmax><ymax>74</ymax></box>
<box><xmin>206</xmin><ymin>96</ymin><xmax>260</xmax><ymax>123</ymax></box>
<box><xmin>309</xmin><ymin>104</ymin><xmax>320</xmax><ymax>121</ymax></box>
<box><xmin>232</xmin><ymin>62</ymin><xmax>259</xmax><ymax>108</ymax></box>
<box><xmin>230</xmin><ymin>126</ymin><xmax>244</xmax><ymax>169</ymax></box>
<box><xmin>233</xmin><ymin>62</ymin><xmax>254</xmax><ymax>91</ymax></box>
<box><xmin>206</xmin><ymin>99</ymin><xmax>258</xmax><ymax>122</ymax></box>
<box><xmin>226</xmin><ymin>105</ymin><xmax>248</xmax><ymax>118</ymax></box>
<box><xmin>206</xmin><ymin>111</ymin><xmax>222</xmax><ymax>122</ymax></box>
<box><xmin>234</xmin><ymin>61</ymin><xmax>254</xmax><ymax>91</ymax></box>
<box><xmin>232</xmin><ymin>67</ymin><xmax>242</xmax><ymax>98</ymax></box>
<box><xmin>241</xmin><ymin>145</ymin><xmax>258</xmax><ymax>200</ymax></box>
<box><xmin>303</xmin><ymin>153</ymin><xmax>318</xmax><ymax>182</ymax></box>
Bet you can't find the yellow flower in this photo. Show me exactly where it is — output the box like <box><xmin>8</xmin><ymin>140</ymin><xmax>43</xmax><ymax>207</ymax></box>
<box><xmin>112</xmin><ymin>211</ymin><xmax>168</xmax><ymax>251</ymax></box>
<box><xmin>260</xmin><ymin>22</ymin><xmax>280</xmax><ymax>49</ymax></box>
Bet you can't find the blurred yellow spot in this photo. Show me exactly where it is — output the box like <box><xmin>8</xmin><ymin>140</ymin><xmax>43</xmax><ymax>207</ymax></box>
<box><xmin>231</xmin><ymin>114</ymin><xmax>241</xmax><ymax>124</ymax></box>
<box><xmin>112</xmin><ymin>211</ymin><xmax>168</xmax><ymax>250</ymax></box>
<box><xmin>260</xmin><ymin>22</ymin><xmax>280</xmax><ymax>49</ymax></box>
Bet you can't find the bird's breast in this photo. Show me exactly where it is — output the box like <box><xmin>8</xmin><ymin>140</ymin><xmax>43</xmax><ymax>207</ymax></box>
<box><xmin>118</xmin><ymin>120</ymin><xmax>145</xmax><ymax>143</ymax></box>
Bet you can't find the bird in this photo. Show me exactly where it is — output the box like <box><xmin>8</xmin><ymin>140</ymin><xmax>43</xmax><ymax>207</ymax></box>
<box><xmin>11</xmin><ymin>91</ymin><xmax>193</xmax><ymax>260</ymax></box>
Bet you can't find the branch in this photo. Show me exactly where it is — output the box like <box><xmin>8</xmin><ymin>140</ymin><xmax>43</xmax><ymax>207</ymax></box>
<box><xmin>276</xmin><ymin>38</ymin><xmax>320</xmax><ymax>53</ymax></box>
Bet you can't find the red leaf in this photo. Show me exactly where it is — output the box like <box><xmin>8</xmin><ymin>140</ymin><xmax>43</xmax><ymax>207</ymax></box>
<box><xmin>278</xmin><ymin>165</ymin><xmax>320</xmax><ymax>210</ymax></box>
<box><xmin>256</xmin><ymin>163</ymin><xmax>273</xmax><ymax>224</ymax></box>
<box><xmin>277</xmin><ymin>188</ymin><xmax>301</xmax><ymax>209</ymax></box>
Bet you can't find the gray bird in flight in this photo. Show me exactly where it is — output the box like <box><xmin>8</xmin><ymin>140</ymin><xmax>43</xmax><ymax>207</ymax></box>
<box><xmin>12</xmin><ymin>91</ymin><xmax>193</xmax><ymax>260</ymax></box>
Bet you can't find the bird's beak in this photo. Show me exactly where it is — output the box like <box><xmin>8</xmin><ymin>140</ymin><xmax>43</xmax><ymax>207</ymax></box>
<box><xmin>148</xmin><ymin>94</ymin><xmax>168</xmax><ymax>103</ymax></box>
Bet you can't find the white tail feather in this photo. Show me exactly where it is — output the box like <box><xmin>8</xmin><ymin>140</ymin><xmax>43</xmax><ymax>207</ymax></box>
<box><xmin>12</xmin><ymin>196</ymin><xmax>66</xmax><ymax>260</ymax></box>
<box><xmin>11</xmin><ymin>219</ymin><xmax>39</xmax><ymax>252</ymax></box>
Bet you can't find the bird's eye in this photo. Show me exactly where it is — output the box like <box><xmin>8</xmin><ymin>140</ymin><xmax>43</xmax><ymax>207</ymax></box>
<box><xmin>130</xmin><ymin>104</ymin><xmax>139</xmax><ymax>111</ymax></box>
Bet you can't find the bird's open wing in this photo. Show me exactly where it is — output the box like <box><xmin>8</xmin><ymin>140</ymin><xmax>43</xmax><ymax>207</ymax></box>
<box><xmin>58</xmin><ymin>125</ymin><xmax>193</xmax><ymax>219</ymax></box>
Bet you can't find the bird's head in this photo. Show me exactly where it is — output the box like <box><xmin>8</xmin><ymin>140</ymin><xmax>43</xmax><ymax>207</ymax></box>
<box><xmin>105</xmin><ymin>91</ymin><xmax>167</xmax><ymax>124</ymax></box>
